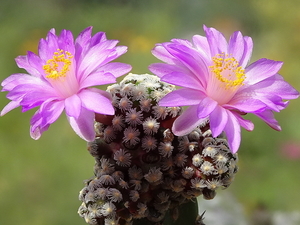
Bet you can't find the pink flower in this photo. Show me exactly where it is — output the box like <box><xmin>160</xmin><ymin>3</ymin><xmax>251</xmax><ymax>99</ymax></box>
<box><xmin>1</xmin><ymin>27</ymin><xmax>132</xmax><ymax>141</ymax></box>
<box><xmin>149</xmin><ymin>25</ymin><xmax>299</xmax><ymax>153</ymax></box>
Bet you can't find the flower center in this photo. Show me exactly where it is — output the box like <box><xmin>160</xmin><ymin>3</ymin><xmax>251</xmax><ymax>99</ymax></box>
<box><xmin>43</xmin><ymin>49</ymin><xmax>73</xmax><ymax>79</ymax></box>
<box><xmin>43</xmin><ymin>49</ymin><xmax>79</xmax><ymax>98</ymax></box>
<box><xmin>207</xmin><ymin>53</ymin><xmax>246</xmax><ymax>105</ymax></box>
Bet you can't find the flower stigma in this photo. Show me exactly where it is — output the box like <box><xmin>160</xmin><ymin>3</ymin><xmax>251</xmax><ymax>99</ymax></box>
<box><xmin>43</xmin><ymin>49</ymin><xmax>73</xmax><ymax>79</ymax></box>
<box><xmin>207</xmin><ymin>53</ymin><xmax>246</xmax><ymax>104</ymax></box>
<box><xmin>43</xmin><ymin>49</ymin><xmax>78</xmax><ymax>98</ymax></box>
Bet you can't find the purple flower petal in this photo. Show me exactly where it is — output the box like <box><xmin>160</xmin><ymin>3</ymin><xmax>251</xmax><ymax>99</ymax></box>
<box><xmin>149</xmin><ymin>63</ymin><xmax>186</xmax><ymax>78</ymax></box>
<box><xmin>197</xmin><ymin>97</ymin><xmax>218</xmax><ymax>118</ymax></box>
<box><xmin>39</xmin><ymin>100</ymin><xmax>65</xmax><ymax>127</ymax></box>
<box><xmin>223</xmin><ymin>111</ymin><xmax>241</xmax><ymax>153</ymax></box>
<box><xmin>79</xmin><ymin>88</ymin><xmax>114</xmax><ymax>115</ymax></box>
<box><xmin>233</xmin><ymin>112</ymin><xmax>254</xmax><ymax>131</ymax></box>
<box><xmin>65</xmin><ymin>94</ymin><xmax>82</xmax><ymax>118</ymax></box>
<box><xmin>254</xmin><ymin>110</ymin><xmax>281</xmax><ymax>131</ymax></box>
<box><xmin>16</xmin><ymin>52</ymin><xmax>44</xmax><ymax>77</ymax></box>
<box><xmin>239</xmin><ymin>36</ymin><xmax>253</xmax><ymax>68</ymax></box>
<box><xmin>38</xmin><ymin>32</ymin><xmax>59</xmax><ymax>61</ymax></box>
<box><xmin>151</xmin><ymin>44</ymin><xmax>181</xmax><ymax>65</ymax></box>
<box><xmin>242</xmin><ymin>74</ymin><xmax>299</xmax><ymax>100</ymax></box>
<box><xmin>97</xmin><ymin>62</ymin><xmax>132</xmax><ymax>78</ymax></box>
<box><xmin>225</xmin><ymin>98</ymin><xmax>266</xmax><ymax>113</ymax></box>
<box><xmin>192</xmin><ymin>35</ymin><xmax>211</xmax><ymax>61</ymax></box>
<box><xmin>163</xmin><ymin>44</ymin><xmax>209</xmax><ymax>86</ymax></box>
<box><xmin>78</xmin><ymin>48</ymin><xmax>115</xmax><ymax>77</ymax></box>
<box><xmin>80</xmin><ymin>72</ymin><xmax>117</xmax><ymax>89</ymax></box>
<box><xmin>1</xmin><ymin>73</ymin><xmax>43</xmax><ymax>91</ymax></box>
<box><xmin>245</xmin><ymin>59</ymin><xmax>283</xmax><ymax>85</ymax></box>
<box><xmin>228</xmin><ymin>31</ymin><xmax>245</xmax><ymax>62</ymax></box>
<box><xmin>75</xmin><ymin>27</ymin><xmax>93</xmax><ymax>61</ymax></box>
<box><xmin>209</xmin><ymin>105</ymin><xmax>228</xmax><ymax>137</ymax></box>
<box><xmin>67</xmin><ymin>107</ymin><xmax>95</xmax><ymax>142</ymax></box>
<box><xmin>1</xmin><ymin>100</ymin><xmax>20</xmax><ymax>116</ymax></box>
<box><xmin>89</xmin><ymin>32</ymin><xmax>107</xmax><ymax>47</ymax></box>
<box><xmin>159</xmin><ymin>88</ymin><xmax>204</xmax><ymax>107</ymax></box>
<box><xmin>172</xmin><ymin>105</ymin><xmax>208</xmax><ymax>136</ymax></box>
<box><xmin>30</xmin><ymin>112</ymin><xmax>50</xmax><ymax>140</ymax></box>
<box><xmin>57</xmin><ymin>29</ymin><xmax>75</xmax><ymax>54</ymax></box>
<box><xmin>203</xmin><ymin>25</ymin><xmax>228</xmax><ymax>56</ymax></box>
<box><xmin>160</xmin><ymin>71</ymin><xmax>205</xmax><ymax>91</ymax></box>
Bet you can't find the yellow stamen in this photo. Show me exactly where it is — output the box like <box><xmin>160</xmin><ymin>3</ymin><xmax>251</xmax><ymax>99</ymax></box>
<box><xmin>43</xmin><ymin>49</ymin><xmax>73</xmax><ymax>79</ymax></box>
<box><xmin>209</xmin><ymin>53</ymin><xmax>245</xmax><ymax>89</ymax></box>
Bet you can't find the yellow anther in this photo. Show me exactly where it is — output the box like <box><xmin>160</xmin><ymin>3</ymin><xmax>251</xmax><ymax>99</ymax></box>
<box><xmin>43</xmin><ymin>49</ymin><xmax>73</xmax><ymax>79</ymax></box>
<box><xmin>209</xmin><ymin>53</ymin><xmax>245</xmax><ymax>89</ymax></box>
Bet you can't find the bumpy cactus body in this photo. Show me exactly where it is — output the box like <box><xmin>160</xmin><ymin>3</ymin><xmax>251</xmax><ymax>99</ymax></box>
<box><xmin>78</xmin><ymin>74</ymin><xmax>238</xmax><ymax>225</ymax></box>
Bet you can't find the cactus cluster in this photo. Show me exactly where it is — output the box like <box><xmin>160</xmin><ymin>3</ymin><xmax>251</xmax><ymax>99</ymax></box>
<box><xmin>78</xmin><ymin>74</ymin><xmax>238</xmax><ymax>225</ymax></box>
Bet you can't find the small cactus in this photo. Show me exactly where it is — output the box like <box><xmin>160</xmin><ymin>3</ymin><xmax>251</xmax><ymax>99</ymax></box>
<box><xmin>78</xmin><ymin>74</ymin><xmax>238</xmax><ymax>225</ymax></box>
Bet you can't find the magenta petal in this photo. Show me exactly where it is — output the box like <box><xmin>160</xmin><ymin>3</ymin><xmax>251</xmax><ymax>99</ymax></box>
<box><xmin>239</xmin><ymin>36</ymin><xmax>253</xmax><ymax>68</ymax></box>
<box><xmin>250</xmin><ymin>94</ymin><xmax>286</xmax><ymax>112</ymax></box>
<box><xmin>18</xmin><ymin>83</ymin><xmax>56</xmax><ymax>108</ymax></box>
<box><xmin>67</xmin><ymin>107</ymin><xmax>95</xmax><ymax>142</ymax></box>
<box><xmin>1</xmin><ymin>100</ymin><xmax>20</xmax><ymax>116</ymax></box>
<box><xmin>245</xmin><ymin>59</ymin><xmax>283</xmax><ymax>85</ymax></box>
<box><xmin>149</xmin><ymin>63</ymin><xmax>186</xmax><ymax>78</ymax></box>
<box><xmin>254</xmin><ymin>110</ymin><xmax>281</xmax><ymax>131</ymax></box>
<box><xmin>80</xmin><ymin>72</ymin><xmax>116</xmax><ymax>89</ymax></box>
<box><xmin>79</xmin><ymin>89</ymin><xmax>114</xmax><ymax>115</ymax></box>
<box><xmin>78</xmin><ymin>49</ymin><xmax>114</xmax><ymax>76</ymax></box>
<box><xmin>39</xmin><ymin>100</ymin><xmax>65</xmax><ymax>127</ymax></box>
<box><xmin>30</xmin><ymin>124</ymin><xmax>47</xmax><ymax>140</ymax></box>
<box><xmin>209</xmin><ymin>106</ymin><xmax>228</xmax><ymax>137</ymax></box>
<box><xmin>225</xmin><ymin>98</ymin><xmax>266</xmax><ymax>113</ymax></box>
<box><xmin>192</xmin><ymin>35</ymin><xmax>211</xmax><ymax>61</ymax></box>
<box><xmin>76</xmin><ymin>27</ymin><xmax>92</xmax><ymax>43</ymax></box>
<box><xmin>75</xmin><ymin>27</ymin><xmax>92</xmax><ymax>60</ymax></box>
<box><xmin>98</xmin><ymin>62</ymin><xmax>132</xmax><ymax>78</ymax></box>
<box><xmin>27</xmin><ymin>51</ymin><xmax>45</xmax><ymax>76</ymax></box>
<box><xmin>16</xmin><ymin>52</ymin><xmax>44</xmax><ymax>77</ymax></box>
<box><xmin>203</xmin><ymin>25</ymin><xmax>228</xmax><ymax>56</ymax></box>
<box><xmin>228</xmin><ymin>31</ymin><xmax>245</xmax><ymax>62</ymax></box>
<box><xmin>37</xmin><ymin>39</ymin><xmax>50</xmax><ymax>62</ymax></box>
<box><xmin>1</xmin><ymin>73</ymin><xmax>41</xmax><ymax>91</ymax></box>
<box><xmin>64</xmin><ymin>94</ymin><xmax>82</xmax><ymax>118</ymax></box>
<box><xmin>159</xmin><ymin>88</ymin><xmax>204</xmax><ymax>107</ymax></box>
<box><xmin>233</xmin><ymin>112</ymin><xmax>254</xmax><ymax>131</ymax></box>
<box><xmin>172</xmin><ymin>105</ymin><xmax>208</xmax><ymax>136</ymax></box>
<box><xmin>30</xmin><ymin>110</ymin><xmax>50</xmax><ymax>140</ymax></box>
<box><xmin>151</xmin><ymin>44</ymin><xmax>178</xmax><ymax>64</ymax></box>
<box><xmin>223</xmin><ymin>111</ymin><xmax>241</xmax><ymax>153</ymax></box>
<box><xmin>113</xmin><ymin>46</ymin><xmax>128</xmax><ymax>58</ymax></box>
<box><xmin>90</xmin><ymin>32</ymin><xmax>107</xmax><ymax>47</ymax></box>
<box><xmin>6</xmin><ymin>83</ymin><xmax>54</xmax><ymax>103</ymax></box>
<box><xmin>244</xmin><ymin>75</ymin><xmax>300</xmax><ymax>100</ymax></box>
<box><xmin>197</xmin><ymin>97</ymin><xmax>217</xmax><ymax>118</ymax></box>
<box><xmin>57</xmin><ymin>29</ymin><xmax>75</xmax><ymax>54</ymax></box>
<box><xmin>38</xmin><ymin>32</ymin><xmax>59</xmax><ymax>61</ymax></box>
<box><xmin>160</xmin><ymin>71</ymin><xmax>204</xmax><ymax>90</ymax></box>
<box><xmin>163</xmin><ymin>44</ymin><xmax>209</xmax><ymax>86</ymax></box>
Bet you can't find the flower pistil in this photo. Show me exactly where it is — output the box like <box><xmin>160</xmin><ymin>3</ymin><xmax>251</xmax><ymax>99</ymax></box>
<box><xmin>43</xmin><ymin>49</ymin><xmax>73</xmax><ymax>79</ymax></box>
<box><xmin>43</xmin><ymin>49</ymin><xmax>78</xmax><ymax>98</ymax></box>
<box><xmin>207</xmin><ymin>53</ymin><xmax>245</xmax><ymax>104</ymax></box>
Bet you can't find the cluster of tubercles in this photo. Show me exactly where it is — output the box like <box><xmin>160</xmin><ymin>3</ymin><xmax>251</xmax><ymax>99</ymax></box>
<box><xmin>78</xmin><ymin>74</ymin><xmax>238</xmax><ymax>225</ymax></box>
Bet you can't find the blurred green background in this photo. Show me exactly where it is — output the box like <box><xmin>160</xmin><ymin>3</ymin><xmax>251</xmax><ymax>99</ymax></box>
<box><xmin>1</xmin><ymin>0</ymin><xmax>300</xmax><ymax>224</ymax></box>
